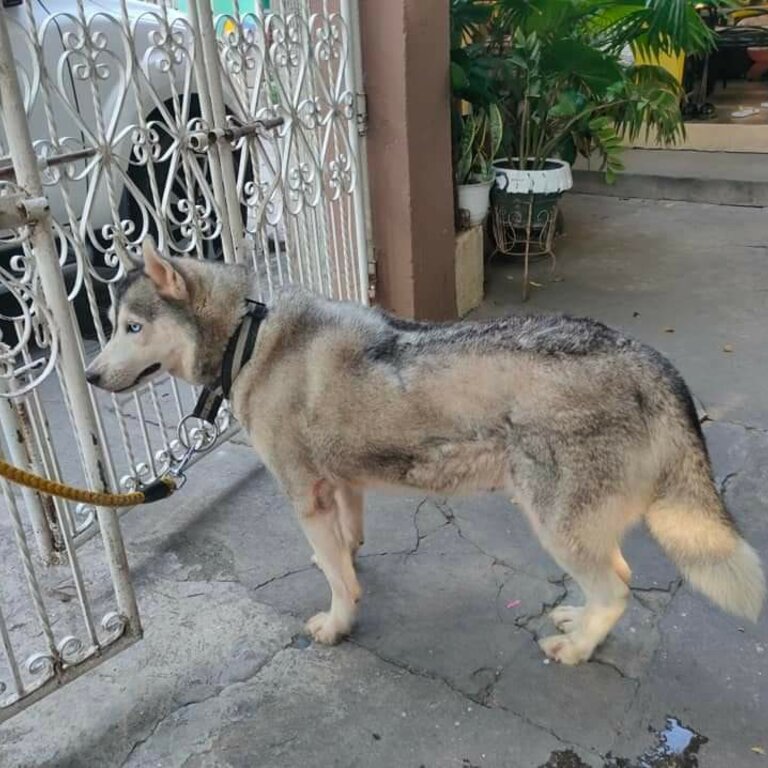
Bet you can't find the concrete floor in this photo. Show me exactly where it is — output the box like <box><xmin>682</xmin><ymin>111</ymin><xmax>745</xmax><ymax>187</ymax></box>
<box><xmin>1</xmin><ymin>194</ymin><xmax>767</xmax><ymax>767</ymax></box>
<box><xmin>701</xmin><ymin>81</ymin><xmax>768</xmax><ymax>126</ymax></box>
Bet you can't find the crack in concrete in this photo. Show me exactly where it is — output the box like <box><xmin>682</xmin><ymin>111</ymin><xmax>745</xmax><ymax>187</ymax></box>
<box><xmin>119</xmin><ymin>637</ymin><xmax>300</xmax><ymax>767</ymax></box>
<box><xmin>512</xmin><ymin>576</ymin><xmax>678</xmax><ymax>685</ymax></box>
<box><xmin>630</xmin><ymin>579</ymin><xmax>683</xmax><ymax>612</ymax></box>
<box><xmin>719</xmin><ymin>470</ymin><xmax>739</xmax><ymax>497</ymax></box>
<box><xmin>434</xmin><ymin>499</ymin><xmax>557</xmax><ymax>584</ymax></box>
<box><xmin>119</xmin><ymin>713</ymin><xmax>165</xmax><ymax>768</ymax></box>
<box><xmin>513</xmin><ymin>575</ymin><xmax>570</xmax><ymax>634</ymax></box>
<box><xmin>346</xmin><ymin>638</ymin><xmax>596</xmax><ymax>758</ymax></box>
<box><xmin>248</xmin><ymin>499</ymin><xmax>443</xmax><ymax>591</ymax></box>
<box><xmin>590</xmin><ymin>656</ymin><xmax>641</xmax><ymax>685</ymax></box>
<box><xmin>701</xmin><ymin>412</ymin><xmax>768</xmax><ymax>436</ymax></box>
<box><xmin>433</xmin><ymin>504</ymin><xmax>655</xmax><ymax>685</ymax></box>
<box><xmin>469</xmin><ymin>665</ymin><xmax>504</xmax><ymax>707</ymax></box>
<box><xmin>410</xmin><ymin>498</ymin><xmax>435</xmax><ymax>556</ymax></box>
<box><xmin>603</xmin><ymin>576</ymin><xmax>687</xmax><ymax>739</ymax></box>
<box><xmin>252</xmin><ymin>565</ymin><xmax>315</xmax><ymax>592</ymax></box>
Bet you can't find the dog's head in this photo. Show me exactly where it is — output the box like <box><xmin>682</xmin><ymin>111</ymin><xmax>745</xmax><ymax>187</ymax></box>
<box><xmin>85</xmin><ymin>238</ymin><xmax>197</xmax><ymax>393</ymax></box>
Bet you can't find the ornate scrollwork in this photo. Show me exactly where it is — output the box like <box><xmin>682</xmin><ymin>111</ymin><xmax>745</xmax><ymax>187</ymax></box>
<box><xmin>63</xmin><ymin>25</ymin><xmax>112</xmax><ymax>83</ymax></box>
<box><xmin>286</xmin><ymin>160</ymin><xmax>317</xmax><ymax>208</ymax></box>
<box><xmin>119</xmin><ymin>461</ymin><xmax>152</xmax><ymax>492</ymax></box>
<box><xmin>101</xmin><ymin>611</ymin><xmax>127</xmax><ymax>641</ymax></box>
<box><xmin>153</xmin><ymin>438</ymin><xmax>189</xmax><ymax>475</ymax></box>
<box><xmin>73</xmin><ymin>504</ymin><xmax>96</xmax><ymax>534</ymax></box>
<box><xmin>26</xmin><ymin>652</ymin><xmax>54</xmax><ymax>680</ymax></box>
<box><xmin>220</xmin><ymin>13</ymin><xmax>263</xmax><ymax>77</ymax></box>
<box><xmin>129</xmin><ymin>125</ymin><xmax>164</xmax><ymax>167</ymax></box>
<box><xmin>328</xmin><ymin>152</ymin><xmax>353</xmax><ymax>198</ymax></box>
<box><xmin>147</xmin><ymin>18</ymin><xmax>188</xmax><ymax>74</ymax></box>
<box><xmin>56</xmin><ymin>635</ymin><xmax>86</xmax><ymax>664</ymax></box>
<box><xmin>0</xmin><ymin>260</ymin><xmax>59</xmax><ymax>398</ymax></box>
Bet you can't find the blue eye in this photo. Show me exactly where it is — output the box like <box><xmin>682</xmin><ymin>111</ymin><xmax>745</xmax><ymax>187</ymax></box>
<box><xmin>126</xmin><ymin>322</ymin><xmax>142</xmax><ymax>334</ymax></box>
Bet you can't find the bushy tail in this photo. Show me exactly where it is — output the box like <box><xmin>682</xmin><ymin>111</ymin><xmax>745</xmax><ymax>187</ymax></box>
<box><xmin>643</xmin><ymin>358</ymin><xmax>765</xmax><ymax>619</ymax></box>
<box><xmin>647</xmin><ymin>496</ymin><xmax>765</xmax><ymax>621</ymax></box>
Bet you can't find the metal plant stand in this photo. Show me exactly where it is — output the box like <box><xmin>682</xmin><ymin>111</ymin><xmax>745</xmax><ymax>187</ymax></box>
<box><xmin>491</xmin><ymin>190</ymin><xmax>561</xmax><ymax>301</ymax></box>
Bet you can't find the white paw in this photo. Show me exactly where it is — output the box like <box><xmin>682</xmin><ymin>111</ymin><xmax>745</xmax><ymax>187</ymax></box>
<box><xmin>310</xmin><ymin>553</ymin><xmax>319</xmax><ymax>567</ymax></box>
<box><xmin>538</xmin><ymin>634</ymin><xmax>592</xmax><ymax>665</ymax></box>
<box><xmin>550</xmin><ymin>605</ymin><xmax>584</xmax><ymax>633</ymax></box>
<box><xmin>306</xmin><ymin>611</ymin><xmax>348</xmax><ymax>645</ymax></box>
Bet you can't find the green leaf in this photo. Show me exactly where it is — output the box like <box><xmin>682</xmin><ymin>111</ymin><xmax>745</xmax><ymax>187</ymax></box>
<box><xmin>541</xmin><ymin>39</ymin><xmax>624</xmax><ymax>93</ymax></box>
<box><xmin>549</xmin><ymin>90</ymin><xmax>585</xmax><ymax>118</ymax></box>
<box><xmin>593</xmin><ymin>0</ymin><xmax>714</xmax><ymax>57</ymax></box>
<box><xmin>587</xmin><ymin>115</ymin><xmax>625</xmax><ymax>182</ymax></box>
<box><xmin>450</xmin><ymin>62</ymin><xmax>470</xmax><ymax>91</ymax></box>
<box><xmin>456</xmin><ymin>114</ymin><xmax>477</xmax><ymax>183</ymax></box>
<box><xmin>488</xmin><ymin>102</ymin><xmax>504</xmax><ymax>158</ymax></box>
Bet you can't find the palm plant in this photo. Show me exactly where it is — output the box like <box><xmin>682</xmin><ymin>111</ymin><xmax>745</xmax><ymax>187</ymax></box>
<box><xmin>452</xmin><ymin>0</ymin><xmax>715</xmax><ymax>181</ymax></box>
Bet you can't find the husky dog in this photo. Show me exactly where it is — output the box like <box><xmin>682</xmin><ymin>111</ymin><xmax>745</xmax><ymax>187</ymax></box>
<box><xmin>86</xmin><ymin>239</ymin><xmax>765</xmax><ymax>665</ymax></box>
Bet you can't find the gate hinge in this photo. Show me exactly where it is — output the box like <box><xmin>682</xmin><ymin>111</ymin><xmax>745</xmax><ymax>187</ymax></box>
<box><xmin>356</xmin><ymin>91</ymin><xmax>368</xmax><ymax>137</ymax></box>
<box><xmin>367</xmin><ymin>246</ymin><xmax>377</xmax><ymax>302</ymax></box>
<box><xmin>0</xmin><ymin>194</ymin><xmax>50</xmax><ymax>229</ymax></box>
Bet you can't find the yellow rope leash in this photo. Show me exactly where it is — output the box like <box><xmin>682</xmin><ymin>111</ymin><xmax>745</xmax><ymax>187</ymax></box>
<box><xmin>0</xmin><ymin>458</ymin><xmax>176</xmax><ymax>507</ymax></box>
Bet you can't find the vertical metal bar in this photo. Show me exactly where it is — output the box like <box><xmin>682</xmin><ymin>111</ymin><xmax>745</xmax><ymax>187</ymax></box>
<box><xmin>118</xmin><ymin>0</ymin><xmax>170</xmax><ymax>251</ymax></box>
<box><xmin>187</xmin><ymin>0</ymin><xmax>238</xmax><ymax>264</ymax></box>
<box><xmin>0</xmin><ymin>8</ymin><xmax>141</xmax><ymax>636</ymax></box>
<box><xmin>1</xmin><ymin>475</ymin><xmax>58</xmax><ymax>667</ymax></box>
<box><xmin>339</xmin><ymin>0</ymin><xmax>372</xmax><ymax>304</ymax></box>
<box><xmin>0</xmin><ymin>600</ymin><xmax>23</xmax><ymax>697</ymax></box>
<box><xmin>192</xmin><ymin>0</ymin><xmax>247</xmax><ymax>264</ymax></box>
<box><xmin>0</xmin><ymin>384</ymin><xmax>58</xmax><ymax>563</ymax></box>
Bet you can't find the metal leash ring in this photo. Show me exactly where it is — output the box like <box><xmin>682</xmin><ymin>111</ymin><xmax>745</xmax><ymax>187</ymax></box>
<box><xmin>167</xmin><ymin>414</ymin><xmax>223</xmax><ymax>487</ymax></box>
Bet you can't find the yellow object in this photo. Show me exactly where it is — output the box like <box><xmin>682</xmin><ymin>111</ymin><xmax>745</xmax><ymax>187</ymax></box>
<box><xmin>635</xmin><ymin>50</ymin><xmax>685</xmax><ymax>86</ymax></box>
<box><xmin>731</xmin><ymin>7</ymin><xmax>768</xmax><ymax>23</ymax></box>
<box><xmin>0</xmin><ymin>458</ymin><xmax>175</xmax><ymax>507</ymax></box>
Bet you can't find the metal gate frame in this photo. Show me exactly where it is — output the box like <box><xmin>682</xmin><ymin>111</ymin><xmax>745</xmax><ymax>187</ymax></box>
<box><xmin>0</xmin><ymin>0</ymin><xmax>371</xmax><ymax>722</ymax></box>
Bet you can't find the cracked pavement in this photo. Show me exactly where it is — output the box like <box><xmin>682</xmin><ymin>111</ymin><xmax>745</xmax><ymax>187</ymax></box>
<box><xmin>1</xmin><ymin>195</ymin><xmax>767</xmax><ymax>766</ymax></box>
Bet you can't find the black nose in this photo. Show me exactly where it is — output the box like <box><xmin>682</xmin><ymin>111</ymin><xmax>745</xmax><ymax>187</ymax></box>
<box><xmin>85</xmin><ymin>370</ymin><xmax>101</xmax><ymax>387</ymax></box>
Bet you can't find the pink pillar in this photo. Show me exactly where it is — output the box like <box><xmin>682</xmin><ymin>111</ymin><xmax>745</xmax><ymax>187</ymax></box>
<box><xmin>359</xmin><ymin>0</ymin><xmax>457</xmax><ymax>320</ymax></box>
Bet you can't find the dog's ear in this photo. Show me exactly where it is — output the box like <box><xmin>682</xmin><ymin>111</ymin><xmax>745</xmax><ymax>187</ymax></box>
<box><xmin>142</xmin><ymin>236</ymin><xmax>188</xmax><ymax>301</ymax></box>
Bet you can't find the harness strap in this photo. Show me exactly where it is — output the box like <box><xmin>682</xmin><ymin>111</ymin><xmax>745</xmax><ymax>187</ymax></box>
<box><xmin>193</xmin><ymin>299</ymin><xmax>268</xmax><ymax>424</ymax></box>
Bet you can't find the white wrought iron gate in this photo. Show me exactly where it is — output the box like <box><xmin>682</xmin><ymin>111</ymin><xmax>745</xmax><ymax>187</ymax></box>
<box><xmin>0</xmin><ymin>0</ymin><xmax>370</xmax><ymax>721</ymax></box>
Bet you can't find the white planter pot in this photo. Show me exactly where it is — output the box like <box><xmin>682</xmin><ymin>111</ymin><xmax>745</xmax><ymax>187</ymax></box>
<box><xmin>457</xmin><ymin>179</ymin><xmax>493</xmax><ymax>227</ymax></box>
<box><xmin>493</xmin><ymin>158</ymin><xmax>573</xmax><ymax>196</ymax></box>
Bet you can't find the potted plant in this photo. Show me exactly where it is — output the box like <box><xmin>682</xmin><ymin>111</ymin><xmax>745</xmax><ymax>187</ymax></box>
<box><xmin>450</xmin><ymin>0</ymin><xmax>499</xmax><ymax>230</ymax></box>
<box><xmin>455</xmin><ymin>104</ymin><xmax>503</xmax><ymax>228</ymax></box>
<box><xmin>453</xmin><ymin>0</ymin><xmax>714</xmax><ymax>265</ymax></box>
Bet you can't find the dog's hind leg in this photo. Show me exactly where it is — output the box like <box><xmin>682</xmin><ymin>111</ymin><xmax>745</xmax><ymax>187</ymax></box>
<box><xmin>537</xmin><ymin>530</ymin><xmax>630</xmax><ymax>665</ymax></box>
<box><xmin>298</xmin><ymin>479</ymin><xmax>362</xmax><ymax>645</ymax></box>
<box><xmin>336</xmin><ymin>484</ymin><xmax>364</xmax><ymax>557</ymax></box>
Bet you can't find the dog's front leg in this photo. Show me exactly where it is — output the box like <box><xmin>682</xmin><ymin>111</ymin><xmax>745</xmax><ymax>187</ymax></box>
<box><xmin>297</xmin><ymin>479</ymin><xmax>362</xmax><ymax>645</ymax></box>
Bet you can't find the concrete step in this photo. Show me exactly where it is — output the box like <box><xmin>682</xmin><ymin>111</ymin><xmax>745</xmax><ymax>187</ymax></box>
<box><xmin>573</xmin><ymin>148</ymin><xmax>768</xmax><ymax>207</ymax></box>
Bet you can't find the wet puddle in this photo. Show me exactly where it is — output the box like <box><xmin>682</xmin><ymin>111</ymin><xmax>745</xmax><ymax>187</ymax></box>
<box><xmin>541</xmin><ymin>717</ymin><xmax>708</xmax><ymax>768</ymax></box>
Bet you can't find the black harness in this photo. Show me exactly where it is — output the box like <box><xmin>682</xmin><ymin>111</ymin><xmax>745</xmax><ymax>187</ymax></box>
<box><xmin>193</xmin><ymin>299</ymin><xmax>268</xmax><ymax>424</ymax></box>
